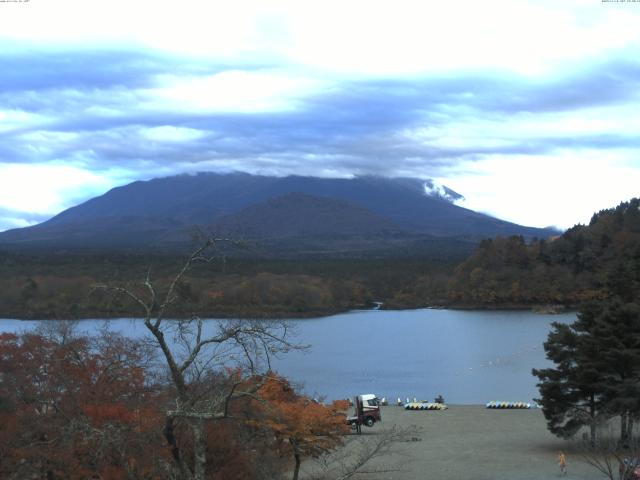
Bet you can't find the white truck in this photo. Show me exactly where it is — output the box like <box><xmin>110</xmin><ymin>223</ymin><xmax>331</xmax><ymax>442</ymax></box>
<box><xmin>346</xmin><ymin>394</ymin><xmax>382</xmax><ymax>433</ymax></box>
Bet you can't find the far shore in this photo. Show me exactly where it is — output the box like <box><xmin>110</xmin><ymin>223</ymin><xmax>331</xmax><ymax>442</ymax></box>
<box><xmin>1</xmin><ymin>302</ymin><xmax>574</xmax><ymax>321</ymax></box>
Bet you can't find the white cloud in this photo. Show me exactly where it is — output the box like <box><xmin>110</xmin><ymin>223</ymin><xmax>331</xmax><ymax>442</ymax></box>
<box><xmin>423</xmin><ymin>180</ymin><xmax>448</xmax><ymax>198</ymax></box>
<box><xmin>140</xmin><ymin>126</ymin><xmax>206</xmax><ymax>143</ymax></box>
<box><xmin>439</xmin><ymin>152</ymin><xmax>640</xmax><ymax>229</ymax></box>
<box><xmin>0</xmin><ymin>109</ymin><xmax>51</xmax><ymax>133</ymax></box>
<box><xmin>148</xmin><ymin>70</ymin><xmax>327</xmax><ymax>113</ymax></box>
<box><xmin>276</xmin><ymin>0</ymin><xmax>640</xmax><ymax>76</ymax></box>
<box><xmin>402</xmin><ymin>99</ymin><xmax>640</xmax><ymax>159</ymax></box>
<box><xmin>3</xmin><ymin>0</ymin><xmax>639</xmax><ymax>76</ymax></box>
<box><xmin>0</xmin><ymin>164</ymin><xmax>112</xmax><ymax>215</ymax></box>
<box><xmin>0</xmin><ymin>216</ymin><xmax>36</xmax><ymax>230</ymax></box>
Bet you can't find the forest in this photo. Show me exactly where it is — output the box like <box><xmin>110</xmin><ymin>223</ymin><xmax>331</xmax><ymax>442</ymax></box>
<box><xmin>0</xmin><ymin>254</ymin><xmax>454</xmax><ymax>319</ymax></box>
<box><xmin>1</xmin><ymin>198</ymin><xmax>639</xmax><ymax>318</ymax></box>
<box><xmin>439</xmin><ymin>198</ymin><xmax>640</xmax><ymax>308</ymax></box>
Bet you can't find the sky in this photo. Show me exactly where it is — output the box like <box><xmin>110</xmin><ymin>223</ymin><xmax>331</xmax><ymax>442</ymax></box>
<box><xmin>0</xmin><ymin>0</ymin><xmax>639</xmax><ymax>232</ymax></box>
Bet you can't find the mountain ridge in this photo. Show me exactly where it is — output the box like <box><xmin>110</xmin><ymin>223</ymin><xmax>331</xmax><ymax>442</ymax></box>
<box><xmin>0</xmin><ymin>173</ymin><xmax>558</xmax><ymax>256</ymax></box>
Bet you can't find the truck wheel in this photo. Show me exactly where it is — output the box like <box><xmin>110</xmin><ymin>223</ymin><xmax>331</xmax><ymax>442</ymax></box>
<box><xmin>364</xmin><ymin>417</ymin><xmax>375</xmax><ymax>427</ymax></box>
<box><xmin>351</xmin><ymin>422</ymin><xmax>359</xmax><ymax>430</ymax></box>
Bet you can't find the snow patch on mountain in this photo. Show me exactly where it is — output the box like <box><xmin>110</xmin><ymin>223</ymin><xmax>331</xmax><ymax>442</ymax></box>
<box><xmin>423</xmin><ymin>179</ymin><xmax>465</xmax><ymax>203</ymax></box>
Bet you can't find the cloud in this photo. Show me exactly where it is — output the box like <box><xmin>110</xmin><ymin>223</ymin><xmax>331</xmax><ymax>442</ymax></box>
<box><xmin>2</xmin><ymin>47</ymin><xmax>639</xmax><ymax>171</ymax></box>
<box><xmin>443</xmin><ymin>153</ymin><xmax>640</xmax><ymax>229</ymax></box>
<box><xmin>0</xmin><ymin>163</ymin><xmax>115</xmax><ymax>215</ymax></box>
<box><xmin>0</xmin><ymin>10</ymin><xmax>639</xmax><ymax>231</ymax></box>
<box><xmin>139</xmin><ymin>126</ymin><xmax>207</xmax><ymax>143</ymax></box>
<box><xmin>32</xmin><ymin>0</ymin><xmax>627</xmax><ymax>77</ymax></box>
<box><xmin>0</xmin><ymin>49</ymin><xmax>172</xmax><ymax>92</ymax></box>
<box><xmin>148</xmin><ymin>70</ymin><xmax>327</xmax><ymax>113</ymax></box>
<box><xmin>0</xmin><ymin>207</ymin><xmax>50</xmax><ymax>232</ymax></box>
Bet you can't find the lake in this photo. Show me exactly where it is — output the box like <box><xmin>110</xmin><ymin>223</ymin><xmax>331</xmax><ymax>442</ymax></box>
<box><xmin>0</xmin><ymin>309</ymin><xmax>575</xmax><ymax>404</ymax></box>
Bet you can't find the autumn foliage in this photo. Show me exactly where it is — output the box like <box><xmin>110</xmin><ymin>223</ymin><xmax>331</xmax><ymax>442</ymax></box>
<box><xmin>0</xmin><ymin>330</ymin><xmax>166</xmax><ymax>479</ymax></box>
<box><xmin>255</xmin><ymin>375</ymin><xmax>349</xmax><ymax>480</ymax></box>
<box><xmin>0</xmin><ymin>330</ymin><xmax>350</xmax><ymax>479</ymax></box>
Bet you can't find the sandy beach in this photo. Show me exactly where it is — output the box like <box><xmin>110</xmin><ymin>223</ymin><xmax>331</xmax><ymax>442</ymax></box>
<box><xmin>311</xmin><ymin>405</ymin><xmax>606</xmax><ymax>480</ymax></box>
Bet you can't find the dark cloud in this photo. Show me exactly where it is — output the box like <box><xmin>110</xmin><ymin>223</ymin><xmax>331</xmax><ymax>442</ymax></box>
<box><xmin>1</xmin><ymin>46</ymin><xmax>639</xmax><ymax>180</ymax></box>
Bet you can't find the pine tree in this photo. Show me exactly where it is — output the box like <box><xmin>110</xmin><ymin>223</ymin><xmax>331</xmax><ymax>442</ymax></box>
<box><xmin>533</xmin><ymin>320</ymin><xmax>605</xmax><ymax>446</ymax></box>
<box><xmin>576</xmin><ymin>297</ymin><xmax>640</xmax><ymax>446</ymax></box>
<box><xmin>534</xmin><ymin>252</ymin><xmax>640</xmax><ymax>446</ymax></box>
<box><xmin>598</xmin><ymin>251</ymin><xmax>640</xmax><ymax>446</ymax></box>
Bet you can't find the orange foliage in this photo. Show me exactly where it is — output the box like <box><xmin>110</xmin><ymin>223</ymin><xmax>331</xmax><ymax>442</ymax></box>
<box><xmin>0</xmin><ymin>331</ymin><xmax>166</xmax><ymax>479</ymax></box>
<box><xmin>1</xmin><ymin>332</ymin><xmax>341</xmax><ymax>479</ymax></box>
<box><xmin>256</xmin><ymin>375</ymin><xmax>348</xmax><ymax>459</ymax></box>
<box><xmin>82</xmin><ymin>402</ymin><xmax>137</xmax><ymax>426</ymax></box>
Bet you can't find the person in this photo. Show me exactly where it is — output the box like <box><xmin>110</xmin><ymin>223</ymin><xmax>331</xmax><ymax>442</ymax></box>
<box><xmin>558</xmin><ymin>451</ymin><xmax>567</xmax><ymax>476</ymax></box>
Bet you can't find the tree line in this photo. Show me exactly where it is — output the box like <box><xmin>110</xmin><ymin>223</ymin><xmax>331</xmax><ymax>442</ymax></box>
<box><xmin>433</xmin><ymin>198</ymin><xmax>640</xmax><ymax>308</ymax></box>
<box><xmin>2</xmin><ymin>198</ymin><xmax>640</xmax><ymax>319</ymax></box>
<box><xmin>0</xmin><ymin>254</ymin><xmax>454</xmax><ymax>319</ymax></box>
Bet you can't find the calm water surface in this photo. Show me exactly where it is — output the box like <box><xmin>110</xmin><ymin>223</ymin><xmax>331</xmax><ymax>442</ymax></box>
<box><xmin>0</xmin><ymin>309</ymin><xmax>575</xmax><ymax>404</ymax></box>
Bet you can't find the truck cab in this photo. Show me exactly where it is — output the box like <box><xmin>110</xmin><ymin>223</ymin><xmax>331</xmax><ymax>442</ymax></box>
<box><xmin>347</xmin><ymin>394</ymin><xmax>382</xmax><ymax>431</ymax></box>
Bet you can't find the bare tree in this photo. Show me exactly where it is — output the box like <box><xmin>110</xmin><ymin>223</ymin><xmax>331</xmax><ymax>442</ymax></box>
<box><xmin>35</xmin><ymin>319</ymin><xmax>81</xmax><ymax>344</ymax></box>
<box><xmin>578</xmin><ymin>423</ymin><xmax>640</xmax><ymax>480</ymax></box>
<box><xmin>95</xmin><ymin>238</ymin><xmax>301</xmax><ymax>480</ymax></box>
<box><xmin>305</xmin><ymin>426</ymin><xmax>420</xmax><ymax>480</ymax></box>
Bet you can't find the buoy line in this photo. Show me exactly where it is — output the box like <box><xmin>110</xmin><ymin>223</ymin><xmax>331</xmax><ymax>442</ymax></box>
<box><xmin>454</xmin><ymin>344</ymin><xmax>543</xmax><ymax>377</ymax></box>
<box><xmin>404</xmin><ymin>402</ymin><xmax>448</xmax><ymax>411</ymax></box>
<box><xmin>485</xmin><ymin>401</ymin><xmax>531</xmax><ymax>409</ymax></box>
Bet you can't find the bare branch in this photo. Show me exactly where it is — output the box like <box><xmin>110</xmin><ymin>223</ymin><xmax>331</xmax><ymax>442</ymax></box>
<box><xmin>576</xmin><ymin>422</ymin><xmax>640</xmax><ymax>480</ymax></box>
<box><xmin>93</xmin><ymin>237</ymin><xmax>302</xmax><ymax>480</ymax></box>
<box><xmin>306</xmin><ymin>425</ymin><xmax>420</xmax><ymax>480</ymax></box>
<box><xmin>93</xmin><ymin>284</ymin><xmax>152</xmax><ymax>318</ymax></box>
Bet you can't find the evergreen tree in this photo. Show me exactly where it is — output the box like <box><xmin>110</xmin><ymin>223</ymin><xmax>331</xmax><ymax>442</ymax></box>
<box><xmin>534</xmin><ymin>257</ymin><xmax>640</xmax><ymax>446</ymax></box>
<box><xmin>533</xmin><ymin>321</ymin><xmax>605</xmax><ymax>446</ymax></box>
<box><xmin>577</xmin><ymin>299</ymin><xmax>640</xmax><ymax>446</ymax></box>
<box><xmin>605</xmin><ymin>251</ymin><xmax>640</xmax><ymax>446</ymax></box>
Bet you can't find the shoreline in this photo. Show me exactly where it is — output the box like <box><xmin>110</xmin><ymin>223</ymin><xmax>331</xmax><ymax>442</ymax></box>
<box><xmin>0</xmin><ymin>303</ymin><xmax>574</xmax><ymax>321</ymax></box>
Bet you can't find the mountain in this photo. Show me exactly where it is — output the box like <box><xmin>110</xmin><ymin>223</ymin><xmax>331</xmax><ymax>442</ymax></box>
<box><xmin>213</xmin><ymin>192</ymin><xmax>401</xmax><ymax>238</ymax></box>
<box><xmin>0</xmin><ymin>173</ymin><xmax>557</xmax><ymax>256</ymax></box>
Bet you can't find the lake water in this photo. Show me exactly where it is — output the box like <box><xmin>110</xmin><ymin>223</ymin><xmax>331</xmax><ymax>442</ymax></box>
<box><xmin>0</xmin><ymin>309</ymin><xmax>575</xmax><ymax>404</ymax></box>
